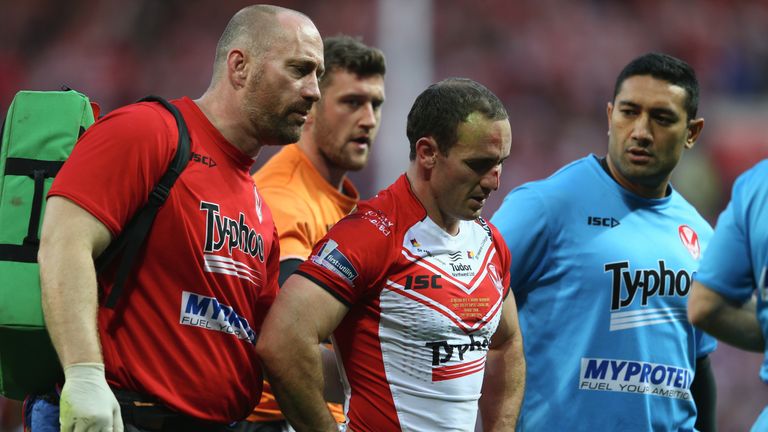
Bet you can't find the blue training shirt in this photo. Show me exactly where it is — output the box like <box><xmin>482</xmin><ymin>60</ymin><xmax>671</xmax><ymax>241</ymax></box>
<box><xmin>491</xmin><ymin>155</ymin><xmax>716</xmax><ymax>431</ymax></box>
<box><xmin>695</xmin><ymin>159</ymin><xmax>768</xmax><ymax>383</ymax></box>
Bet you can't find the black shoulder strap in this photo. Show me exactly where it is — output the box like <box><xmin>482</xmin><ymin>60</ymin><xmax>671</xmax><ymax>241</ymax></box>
<box><xmin>95</xmin><ymin>95</ymin><xmax>191</xmax><ymax>309</ymax></box>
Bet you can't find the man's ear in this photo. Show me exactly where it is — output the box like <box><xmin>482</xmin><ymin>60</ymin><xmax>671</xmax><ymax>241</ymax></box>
<box><xmin>685</xmin><ymin>117</ymin><xmax>705</xmax><ymax>149</ymax></box>
<box><xmin>227</xmin><ymin>49</ymin><xmax>248</xmax><ymax>89</ymax></box>
<box><xmin>414</xmin><ymin>137</ymin><xmax>439</xmax><ymax>169</ymax></box>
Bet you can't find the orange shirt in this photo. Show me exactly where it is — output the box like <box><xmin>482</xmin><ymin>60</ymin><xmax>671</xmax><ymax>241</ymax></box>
<box><xmin>249</xmin><ymin>144</ymin><xmax>358</xmax><ymax>423</ymax></box>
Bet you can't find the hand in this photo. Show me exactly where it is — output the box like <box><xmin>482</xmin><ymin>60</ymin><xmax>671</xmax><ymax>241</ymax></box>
<box><xmin>59</xmin><ymin>363</ymin><xmax>124</xmax><ymax>432</ymax></box>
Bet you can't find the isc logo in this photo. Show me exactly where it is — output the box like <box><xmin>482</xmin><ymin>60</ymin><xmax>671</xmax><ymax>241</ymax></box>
<box><xmin>403</xmin><ymin>274</ymin><xmax>443</xmax><ymax>290</ymax></box>
<box><xmin>191</xmin><ymin>152</ymin><xmax>217</xmax><ymax>167</ymax></box>
<box><xmin>587</xmin><ymin>216</ymin><xmax>620</xmax><ymax>228</ymax></box>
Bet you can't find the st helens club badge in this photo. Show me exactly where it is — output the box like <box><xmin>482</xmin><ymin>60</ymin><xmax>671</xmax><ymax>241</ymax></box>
<box><xmin>678</xmin><ymin>225</ymin><xmax>700</xmax><ymax>260</ymax></box>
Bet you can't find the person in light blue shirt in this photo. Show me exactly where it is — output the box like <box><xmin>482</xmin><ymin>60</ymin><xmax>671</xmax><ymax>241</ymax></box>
<box><xmin>492</xmin><ymin>52</ymin><xmax>717</xmax><ymax>431</ymax></box>
<box><xmin>689</xmin><ymin>159</ymin><xmax>768</xmax><ymax>432</ymax></box>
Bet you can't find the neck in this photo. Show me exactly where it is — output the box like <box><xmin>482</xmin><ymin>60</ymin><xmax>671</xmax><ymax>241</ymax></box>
<box><xmin>195</xmin><ymin>91</ymin><xmax>263</xmax><ymax>159</ymax></box>
<box><xmin>605</xmin><ymin>154</ymin><xmax>669</xmax><ymax>199</ymax></box>
<box><xmin>405</xmin><ymin>166</ymin><xmax>459</xmax><ymax>235</ymax></box>
<box><xmin>297</xmin><ymin>139</ymin><xmax>347</xmax><ymax>191</ymax></box>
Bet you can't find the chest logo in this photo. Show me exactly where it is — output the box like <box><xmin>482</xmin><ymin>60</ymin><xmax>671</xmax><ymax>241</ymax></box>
<box><xmin>678</xmin><ymin>225</ymin><xmax>700</xmax><ymax>260</ymax></box>
<box><xmin>253</xmin><ymin>186</ymin><xmax>263</xmax><ymax>224</ymax></box>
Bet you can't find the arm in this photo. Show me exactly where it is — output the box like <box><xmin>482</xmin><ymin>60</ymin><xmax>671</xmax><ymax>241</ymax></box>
<box><xmin>256</xmin><ymin>274</ymin><xmax>349</xmax><ymax>432</ymax></box>
<box><xmin>479</xmin><ymin>293</ymin><xmax>526</xmax><ymax>431</ymax></box>
<box><xmin>277</xmin><ymin>258</ymin><xmax>345</xmax><ymax>404</ymax></box>
<box><xmin>688</xmin><ymin>281</ymin><xmax>764</xmax><ymax>352</ymax></box>
<box><xmin>38</xmin><ymin>196</ymin><xmax>123</xmax><ymax>431</ymax></box>
<box><xmin>39</xmin><ymin>197</ymin><xmax>112</xmax><ymax>366</ymax></box>
<box><xmin>690</xmin><ymin>355</ymin><xmax>716</xmax><ymax>432</ymax></box>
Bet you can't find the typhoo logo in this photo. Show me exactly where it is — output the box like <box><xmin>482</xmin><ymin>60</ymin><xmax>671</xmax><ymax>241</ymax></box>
<box><xmin>200</xmin><ymin>201</ymin><xmax>265</xmax><ymax>262</ymax></box>
<box><xmin>606</xmin><ymin>260</ymin><xmax>691</xmax><ymax>311</ymax></box>
<box><xmin>425</xmin><ymin>335</ymin><xmax>490</xmax><ymax>366</ymax></box>
<box><xmin>425</xmin><ymin>335</ymin><xmax>490</xmax><ymax>382</ymax></box>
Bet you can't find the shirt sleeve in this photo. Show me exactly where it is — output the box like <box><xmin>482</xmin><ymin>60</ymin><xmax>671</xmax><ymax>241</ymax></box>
<box><xmin>695</xmin><ymin>172</ymin><xmax>755</xmax><ymax>304</ymax></box>
<box><xmin>48</xmin><ymin>102</ymin><xmax>177</xmax><ymax>237</ymax></box>
<box><xmin>488</xmin><ymin>222</ymin><xmax>513</xmax><ymax>299</ymax></box>
<box><xmin>490</xmin><ymin>185</ymin><xmax>552</xmax><ymax>297</ymax></box>
<box><xmin>296</xmin><ymin>208</ymin><xmax>394</xmax><ymax>307</ymax></box>
<box><xmin>695</xmin><ymin>326</ymin><xmax>717</xmax><ymax>357</ymax></box>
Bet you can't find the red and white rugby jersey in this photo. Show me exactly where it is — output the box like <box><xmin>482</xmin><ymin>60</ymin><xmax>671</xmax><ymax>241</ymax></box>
<box><xmin>296</xmin><ymin>174</ymin><xmax>511</xmax><ymax>432</ymax></box>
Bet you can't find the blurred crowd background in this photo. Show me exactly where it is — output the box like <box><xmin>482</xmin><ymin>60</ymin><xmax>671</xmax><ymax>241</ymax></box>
<box><xmin>2</xmin><ymin>0</ymin><xmax>768</xmax><ymax>430</ymax></box>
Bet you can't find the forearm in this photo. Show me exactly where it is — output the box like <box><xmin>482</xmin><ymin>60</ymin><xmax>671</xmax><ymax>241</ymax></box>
<box><xmin>479</xmin><ymin>332</ymin><xmax>525</xmax><ymax>431</ymax></box>
<box><xmin>262</xmin><ymin>343</ymin><xmax>336</xmax><ymax>431</ymax></box>
<box><xmin>690</xmin><ymin>283</ymin><xmax>764</xmax><ymax>352</ymax></box>
<box><xmin>321</xmin><ymin>343</ymin><xmax>345</xmax><ymax>404</ymax></box>
<box><xmin>258</xmin><ymin>325</ymin><xmax>336</xmax><ymax>431</ymax></box>
<box><xmin>705</xmin><ymin>303</ymin><xmax>765</xmax><ymax>352</ymax></box>
<box><xmin>39</xmin><ymin>241</ymin><xmax>103</xmax><ymax>366</ymax></box>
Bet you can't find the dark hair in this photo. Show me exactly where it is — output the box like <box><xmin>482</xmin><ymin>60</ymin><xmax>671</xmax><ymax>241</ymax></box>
<box><xmin>613</xmin><ymin>52</ymin><xmax>699</xmax><ymax>120</ymax></box>
<box><xmin>321</xmin><ymin>35</ymin><xmax>386</xmax><ymax>88</ymax></box>
<box><xmin>406</xmin><ymin>78</ymin><xmax>508</xmax><ymax>160</ymax></box>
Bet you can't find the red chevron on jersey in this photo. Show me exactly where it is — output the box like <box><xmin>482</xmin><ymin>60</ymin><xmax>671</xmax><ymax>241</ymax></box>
<box><xmin>432</xmin><ymin>356</ymin><xmax>486</xmax><ymax>382</ymax></box>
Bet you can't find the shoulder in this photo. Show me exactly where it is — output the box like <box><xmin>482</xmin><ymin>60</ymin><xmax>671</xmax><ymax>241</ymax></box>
<box><xmin>81</xmin><ymin>101</ymin><xmax>177</xmax><ymax>153</ymax></box>
<box><xmin>734</xmin><ymin>159</ymin><xmax>768</xmax><ymax>203</ymax></box>
<box><xmin>103</xmin><ymin>100</ymin><xmax>177</xmax><ymax>131</ymax></box>
<box><xmin>357</xmin><ymin>176</ymin><xmax>425</xmax><ymax>232</ymax></box>
<box><xmin>255</xmin><ymin>146</ymin><xmax>319</xmax><ymax>198</ymax></box>
<box><xmin>508</xmin><ymin>156</ymin><xmax>599</xmax><ymax>205</ymax></box>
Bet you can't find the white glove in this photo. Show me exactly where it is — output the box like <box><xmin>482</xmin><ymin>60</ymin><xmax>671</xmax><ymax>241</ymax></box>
<box><xmin>60</xmin><ymin>362</ymin><xmax>124</xmax><ymax>432</ymax></box>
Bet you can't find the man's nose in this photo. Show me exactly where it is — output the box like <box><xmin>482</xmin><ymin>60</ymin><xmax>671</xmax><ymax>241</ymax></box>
<box><xmin>481</xmin><ymin>165</ymin><xmax>501</xmax><ymax>191</ymax></box>
<box><xmin>631</xmin><ymin>114</ymin><xmax>653</xmax><ymax>144</ymax></box>
<box><xmin>301</xmin><ymin>74</ymin><xmax>321</xmax><ymax>103</ymax></box>
<box><xmin>358</xmin><ymin>102</ymin><xmax>377</xmax><ymax>130</ymax></box>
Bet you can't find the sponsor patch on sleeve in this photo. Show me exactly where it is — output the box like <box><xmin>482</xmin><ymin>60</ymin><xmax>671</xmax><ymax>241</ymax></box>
<box><xmin>311</xmin><ymin>239</ymin><xmax>359</xmax><ymax>286</ymax></box>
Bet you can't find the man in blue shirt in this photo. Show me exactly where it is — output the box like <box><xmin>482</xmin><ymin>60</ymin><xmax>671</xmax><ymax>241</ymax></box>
<box><xmin>689</xmin><ymin>159</ymin><xmax>768</xmax><ymax>431</ymax></box>
<box><xmin>492</xmin><ymin>52</ymin><xmax>716</xmax><ymax>431</ymax></box>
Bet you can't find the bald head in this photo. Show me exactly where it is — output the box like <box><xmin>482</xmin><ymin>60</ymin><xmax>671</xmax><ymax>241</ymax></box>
<box><xmin>211</xmin><ymin>5</ymin><xmax>313</xmax><ymax>82</ymax></box>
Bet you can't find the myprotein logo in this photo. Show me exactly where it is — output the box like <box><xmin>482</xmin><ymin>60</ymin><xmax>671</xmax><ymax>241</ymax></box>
<box><xmin>200</xmin><ymin>201</ymin><xmax>265</xmax><ymax>261</ymax></box>
<box><xmin>180</xmin><ymin>291</ymin><xmax>256</xmax><ymax>345</ymax></box>
<box><xmin>580</xmin><ymin>357</ymin><xmax>692</xmax><ymax>400</ymax></box>
<box><xmin>425</xmin><ymin>335</ymin><xmax>489</xmax><ymax>382</ymax></box>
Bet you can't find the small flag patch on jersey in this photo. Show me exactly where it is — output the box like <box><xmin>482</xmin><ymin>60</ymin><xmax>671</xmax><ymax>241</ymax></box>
<box><xmin>467</xmin><ymin>250</ymin><xmax>475</xmax><ymax>259</ymax></box>
<box><xmin>678</xmin><ymin>225</ymin><xmax>700</xmax><ymax>260</ymax></box>
<box><xmin>410</xmin><ymin>238</ymin><xmax>421</xmax><ymax>248</ymax></box>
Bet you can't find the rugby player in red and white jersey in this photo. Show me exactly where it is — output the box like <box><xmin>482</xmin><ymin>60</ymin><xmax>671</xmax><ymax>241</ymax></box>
<box><xmin>258</xmin><ymin>78</ymin><xmax>525</xmax><ymax>432</ymax></box>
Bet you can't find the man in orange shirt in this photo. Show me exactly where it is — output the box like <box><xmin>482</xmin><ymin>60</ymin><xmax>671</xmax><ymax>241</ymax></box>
<box><xmin>245</xmin><ymin>35</ymin><xmax>386</xmax><ymax>432</ymax></box>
